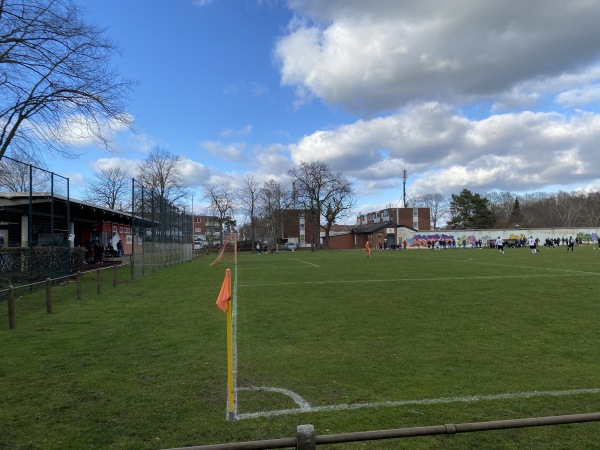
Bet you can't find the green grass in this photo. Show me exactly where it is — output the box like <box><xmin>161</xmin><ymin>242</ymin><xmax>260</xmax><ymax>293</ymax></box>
<box><xmin>1</xmin><ymin>247</ymin><xmax>600</xmax><ymax>449</ymax></box>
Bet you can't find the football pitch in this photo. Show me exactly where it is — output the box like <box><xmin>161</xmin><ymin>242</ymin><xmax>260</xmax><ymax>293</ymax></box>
<box><xmin>1</xmin><ymin>245</ymin><xmax>600</xmax><ymax>449</ymax></box>
<box><xmin>230</xmin><ymin>246</ymin><xmax>600</xmax><ymax>446</ymax></box>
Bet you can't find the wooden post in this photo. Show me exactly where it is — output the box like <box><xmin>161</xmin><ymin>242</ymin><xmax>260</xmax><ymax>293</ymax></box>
<box><xmin>296</xmin><ymin>425</ymin><xmax>316</xmax><ymax>450</ymax></box>
<box><xmin>45</xmin><ymin>278</ymin><xmax>52</xmax><ymax>314</ymax></box>
<box><xmin>76</xmin><ymin>272</ymin><xmax>82</xmax><ymax>301</ymax></box>
<box><xmin>96</xmin><ymin>269</ymin><xmax>101</xmax><ymax>295</ymax></box>
<box><xmin>113</xmin><ymin>264</ymin><xmax>117</xmax><ymax>288</ymax></box>
<box><xmin>8</xmin><ymin>286</ymin><xmax>15</xmax><ymax>330</ymax></box>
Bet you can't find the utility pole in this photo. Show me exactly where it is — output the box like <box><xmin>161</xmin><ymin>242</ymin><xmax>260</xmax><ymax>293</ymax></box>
<box><xmin>403</xmin><ymin>170</ymin><xmax>408</xmax><ymax>207</ymax></box>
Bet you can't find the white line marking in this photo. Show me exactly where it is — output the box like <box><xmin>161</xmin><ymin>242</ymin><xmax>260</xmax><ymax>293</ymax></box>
<box><xmin>288</xmin><ymin>258</ymin><xmax>320</xmax><ymax>267</ymax></box>
<box><xmin>238</xmin><ymin>386</ymin><xmax>311</xmax><ymax>411</ymax></box>
<box><xmin>235</xmin><ymin>388</ymin><xmax>600</xmax><ymax>420</ymax></box>
<box><xmin>231</xmin><ymin>265</ymin><xmax>239</xmax><ymax>418</ymax></box>
<box><xmin>239</xmin><ymin>272</ymin><xmax>598</xmax><ymax>287</ymax></box>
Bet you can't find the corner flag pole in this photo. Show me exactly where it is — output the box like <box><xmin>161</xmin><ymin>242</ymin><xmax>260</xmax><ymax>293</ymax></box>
<box><xmin>215</xmin><ymin>268</ymin><xmax>235</xmax><ymax>420</ymax></box>
<box><xmin>225</xmin><ymin>290</ymin><xmax>235</xmax><ymax>420</ymax></box>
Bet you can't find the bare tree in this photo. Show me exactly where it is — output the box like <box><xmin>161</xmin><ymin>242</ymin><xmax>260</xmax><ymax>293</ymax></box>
<box><xmin>484</xmin><ymin>192</ymin><xmax>516</xmax><ymax>228</ymax></box>
<box><xmin>0</xmin><ymin>0</ymin><xmax>135</xmax><ymax>160</ymax></box>
<box><xmin>203</xmin><ymin>183</ymin><xmax>235</xmax><ymax>244</ymax></box>
<box><xmin>322</xmin><ymin>176</ymin><xmax>355</xmax><ymax>248</ymax></box>
<box><xmin>82</xmin><ymin>166</ymin><xmax>130</xmax><ymax>209</ymax></box>
<box><xmin>258</xmin><ymin>179</ymin><xmax>291</xmax><ymax>245</ymax></box>
<box><xmin>582</xmin><ymin>192</ymin><xmax>600</xmax><ymax>227</ymax></box>
<box><xmin>288</xmin><ymin>161</ymin><xmax>355</xmax><ymax>250</ymax></box>
<box><xmin>0</xmin><ymin>156</ymin><xmax>48</xmax><ymax>192</ymax></box>
<box><xmin>237</xmin><ymin>174</ymin><xmax>260</xmax><ymax>247</ymax></box>
<box><xmin>135</xmin><ymin>146</ymin><xmax>188</xmax><ymax>203</ymax></box>
<box><xmin>412</xmin><ymin>193</ymin><xmax>449</xmax><ymax>229</ymax></box>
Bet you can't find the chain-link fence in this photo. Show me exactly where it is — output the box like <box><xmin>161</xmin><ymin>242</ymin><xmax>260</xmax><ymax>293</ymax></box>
<box><xmin>130</xmin><ymin>178</ymin><xmax>193</xmax><ymax>279</ymax></box>
<box><xmin>0</xmin><ymin>158</ymin><xmax>193</xmax><ymax>293</ymax></box>
<box><xmin>0</xmin><ymin>157</ymin><xmax>72</xmax><ymax>290</ymax></box>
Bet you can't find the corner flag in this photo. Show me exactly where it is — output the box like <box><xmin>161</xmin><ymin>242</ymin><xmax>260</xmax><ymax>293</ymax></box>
<box><xmin>214</xmin><ymin>268</ymin><xmax>236</xmax><ymax>419</ymax></box>
<box><xmin>215</xmin><ymin>269</ymin><xmax>231</xmax><ymax>313</ymax></box>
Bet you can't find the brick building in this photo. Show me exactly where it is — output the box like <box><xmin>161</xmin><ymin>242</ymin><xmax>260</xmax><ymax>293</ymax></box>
<box><xmin>356</xmin><ymin>207</ymin><xmax>430</xmax><ymax>230</ymax></box>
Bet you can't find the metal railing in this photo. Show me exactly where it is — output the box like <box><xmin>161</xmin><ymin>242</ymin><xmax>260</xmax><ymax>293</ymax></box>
<box><xmin>164</xmin><ymin>412</ymin><xmax>600</xmax><ymax>450</ymax></box>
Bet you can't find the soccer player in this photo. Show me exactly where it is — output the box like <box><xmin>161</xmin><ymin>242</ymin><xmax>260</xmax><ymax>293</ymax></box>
<box><xmin>495</xmin><ymin>236</ymin><xmax>504</xmax><ymax>254</ymax></box>
<box><xmin>365</xmin><ymin>239</ymin><xmax>371</xmax><ymax>257</ymax></box>
<box><xmin>527</xmin><ymin>236</ymin><xmax>537</xmax><ymax>254</ymax></box>
<box><xmin>567</xmin><ymin>236</ymin><xmax>575</xmax><ymax>252</ymax></box>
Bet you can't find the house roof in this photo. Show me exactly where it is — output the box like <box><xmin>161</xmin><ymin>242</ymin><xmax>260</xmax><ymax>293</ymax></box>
<box><xmin>352</xmin><ymin>221</ymin><xmax>417</xmax><ymax>234</ymax></box>
<box><xmin>0</xmin><ymin>192</ymin><xmax>157</xmax><ymax>227</ymax></box>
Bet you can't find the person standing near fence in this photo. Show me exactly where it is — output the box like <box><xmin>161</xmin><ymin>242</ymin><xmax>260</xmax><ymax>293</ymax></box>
<box><xmin>117</xmin><ymin>239</ymin><xmax>123</xmax><ymax>256</ymax></box>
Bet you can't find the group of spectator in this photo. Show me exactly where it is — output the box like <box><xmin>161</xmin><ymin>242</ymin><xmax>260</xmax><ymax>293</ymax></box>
<box><xmin>543</xmin><ymin>237</ymin><xmax>582</xmax><ymax>247</ymax></box>
<box><xmin>427</xmin><ymin>238</ymin><xmax>457</xmax><ymax>249</ymax></box>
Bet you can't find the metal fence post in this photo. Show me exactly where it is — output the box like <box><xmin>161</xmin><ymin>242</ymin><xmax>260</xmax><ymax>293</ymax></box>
<box><xmin>45</xmin><ymin>278</ymin><xmax>52</xmax><ymax>313</ymax></box>
<box><xmin>296</xmin><ymin>424</ymin><xmax>316</xmax><ymax>450</ymax></box>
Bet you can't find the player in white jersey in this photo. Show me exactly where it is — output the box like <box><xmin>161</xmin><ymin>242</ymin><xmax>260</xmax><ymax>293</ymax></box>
<box><xmin>495</xmin><ymin>236</ymin><xmax>504</xmax><ymax>254</ymax></box>
<box><xmin>527</xmin><ymin>236</ymin><xmax>537</xmax><ymax>254</ymax></box>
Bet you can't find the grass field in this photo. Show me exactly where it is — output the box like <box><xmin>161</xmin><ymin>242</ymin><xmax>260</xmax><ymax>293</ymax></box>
<box><xmin>1</xmin><ymin>245</ymin><xmax>600</xmax><ymax>449</ymax></box>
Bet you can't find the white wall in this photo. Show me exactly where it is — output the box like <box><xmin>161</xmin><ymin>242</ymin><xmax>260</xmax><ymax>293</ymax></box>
<box><xmin>403</xmin><ymin>227</ymin><xmax>600</xmax><ymax>248</ymax></box>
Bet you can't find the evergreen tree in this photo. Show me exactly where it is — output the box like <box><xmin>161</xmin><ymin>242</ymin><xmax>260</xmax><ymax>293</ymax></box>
<box><xmin>448</xmin><ymin>189</ymin><xmax>496</xmax><ymax>229</ymax></box>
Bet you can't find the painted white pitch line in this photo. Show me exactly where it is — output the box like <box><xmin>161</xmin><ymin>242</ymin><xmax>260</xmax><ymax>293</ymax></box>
<box><xmin>235</xmin><ymin>387</ymin><xmax>600</xmax><ymax>420</ymax></box>
<box><xmin>288</xmin><ymin>258</ymin><xmax>320</xmax><ymax>267</ymax></box>
<box><xmin>231</xmin><ymin>264</ymin><xmax>239</xmax><ymax>418</ymax></box>
<box><xmin>238</xmin><ymin>386</ymin><xmax>312</xmax><ymax>411</ymax></box>
<box><xmin>239</xmin><ymin>272</ymin><xmax>599</xmax><ymax>288</ymax></box>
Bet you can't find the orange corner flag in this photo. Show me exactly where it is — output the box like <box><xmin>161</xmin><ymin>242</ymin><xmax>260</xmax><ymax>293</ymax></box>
<box><xmin>215</xmin><ymin>269</ymin><xmax>231</xmax><ymax>313</ymax></box>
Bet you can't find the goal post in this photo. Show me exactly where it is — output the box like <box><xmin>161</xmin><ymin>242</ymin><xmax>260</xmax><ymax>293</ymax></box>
<box><xmin>209</xmin><ymin>233</ymin><xmax>237</xmax><ymax>266</ymax></box>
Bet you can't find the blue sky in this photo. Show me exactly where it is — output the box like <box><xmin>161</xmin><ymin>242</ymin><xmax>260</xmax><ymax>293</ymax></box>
<box><xmin>51</xmin><ymin>0</ymin><xmax>600</xmax><ymax>222</ymax></box>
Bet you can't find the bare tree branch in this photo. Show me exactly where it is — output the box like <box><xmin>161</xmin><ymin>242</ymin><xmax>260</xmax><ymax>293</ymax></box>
<box><xmin>0</xmin><ymin>0</ymin><xmax>136</xmax><ymax>160</ymax></box>
<box><xmin>82</xmin><ymin>166</ymin><xmax>130</xmax><ymax>210</ymax></box>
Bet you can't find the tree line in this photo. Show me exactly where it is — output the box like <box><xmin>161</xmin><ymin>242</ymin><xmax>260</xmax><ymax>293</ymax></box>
<box><xmin>413</xmin><ymin>189</ymin><xmax>600</xmax><ymax>230</ymax></box>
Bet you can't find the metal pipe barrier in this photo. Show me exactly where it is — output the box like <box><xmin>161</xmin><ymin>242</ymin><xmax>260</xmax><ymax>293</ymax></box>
<box><xmin>164</xmin><ymin>412</ymin><xmax>600</xmax><ymax>450</ymax></box>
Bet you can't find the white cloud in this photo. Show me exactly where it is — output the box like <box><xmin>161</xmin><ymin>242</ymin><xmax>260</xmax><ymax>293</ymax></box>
<box><xmin>556</xmin><ymin>85</ymin><xmax>600</xmax><ymax>107</ymax></box>
<box><xmin>201</xmin><ymin>141</ymin><xmax>248</xmax><ymax>162</ymax></box>
<box><xmin>288</xmin><ymin>104</ymin><xmax>600</xmax><ymax>197</ymax></box>
<box><xmin>276</xmin><ymin>1</ymin><xmax>600</xmax><ymax>113</ymax></box>
<box><xmin>180</xmin><ymin>158</ymin><xmax>211</xmax><ymax>188</ymax></box>
<box><xmin>127</xmin><ymin>133</ymin><xmax>158</xmax><ymax>154</ymax></box>
<box><xmin>55</xmin><ymin>113</ymin><xmax>132</xmax><ymax>148</ymax></box>
<box><xmin>220</xmin><ymin>124</ymin><xmax>252</xmax><ymax>138</ymax></box>
<box><xmin>91</xmin><ymin>157</ymin><xmax>138</xmax><ymax>173</ymax></box>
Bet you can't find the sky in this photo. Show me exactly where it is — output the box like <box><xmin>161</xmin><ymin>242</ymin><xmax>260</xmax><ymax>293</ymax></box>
<box><xmin>51</xmin><ymin>0</ymin><xmax>600</xmax><ymax>222</ymax></box>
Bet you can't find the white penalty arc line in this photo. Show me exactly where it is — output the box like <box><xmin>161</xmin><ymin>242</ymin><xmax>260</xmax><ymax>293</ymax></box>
<box><xmin>235</xmin><ymin>387</ymin><xmax>600</xmax><ymax>420</ymax></box>
<box><xmin>239</xmin><ymin>272</ymin><xmax>599</xmax><ymax>288</ymax></box>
